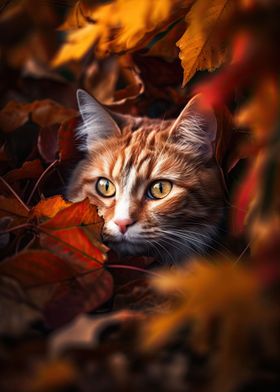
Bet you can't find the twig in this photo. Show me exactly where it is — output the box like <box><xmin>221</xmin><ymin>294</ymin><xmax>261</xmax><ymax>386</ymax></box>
<box><xmin>0</xmin><ymin>176</ymin><xmax>30</xmax><ymax>212</ymax></box>
<box><xmin>0</xmin><ymin>223</ymin><xmax>33</xmax><ymax>235</ymax></box>
<box><xmin>27</xmin><ymin>160</ymin><xmax>58</xmax><ymax>205</ymax></box>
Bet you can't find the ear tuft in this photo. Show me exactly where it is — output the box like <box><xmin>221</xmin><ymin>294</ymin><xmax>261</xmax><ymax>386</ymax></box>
<box><xmin>170</xmin><ymin>94</ymin><xmax>217</xmax><ymax>157</ymax></box>
<box><xmin>76</xmin><ymin>89</ymin><xmax>121</xmax><ymax>151</ymax></box>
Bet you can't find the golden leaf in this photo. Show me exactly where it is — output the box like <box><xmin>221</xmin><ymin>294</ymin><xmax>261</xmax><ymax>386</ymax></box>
<box><xmin>177</xmin><ymin>0</ymin><xmax>235</xmax><ymax>86</ymax></box>
<box><xmin>52</xmin><ymin>0</ymin><xmax>189</xmax><ymax>66</ymax></box>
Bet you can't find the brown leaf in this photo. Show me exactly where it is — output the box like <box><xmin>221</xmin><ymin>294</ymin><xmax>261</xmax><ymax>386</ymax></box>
<box><xmin>0</xmin><ymin>195</ymin><xmax>29</xmax><ymax>219</ymax></box>
<box><xmin>0</xmin><ymin>100</ymin><xmax>76</xmax><ymax>133</ymax></box>
<box><xmin>3</xmin><ymin>160</ymin><xmax>44</xmax><ymax>183</ymax></box>
<box><xmin>38</xmin><ymin>124</ymin><xmax>59</xmax><ymax>163</ymax></box>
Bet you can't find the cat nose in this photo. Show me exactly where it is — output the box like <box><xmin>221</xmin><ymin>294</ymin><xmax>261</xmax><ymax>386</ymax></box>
<box><xmin>114</xmin><ymin>218</ymin><xmax>135</xmax><ymax>234</ymax></box>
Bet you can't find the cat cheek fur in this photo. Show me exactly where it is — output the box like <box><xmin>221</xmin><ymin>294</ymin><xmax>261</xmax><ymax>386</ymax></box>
<box><xmin>66</xmin><ymin>90</ymin><xmax>225</xmax><ymax>263</ymax></box>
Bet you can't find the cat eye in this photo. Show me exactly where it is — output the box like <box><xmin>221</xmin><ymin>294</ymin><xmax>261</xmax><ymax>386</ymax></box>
<box><xmin>96</xmin><ymin>177</ymin><xmax>116</xmax><ymax>198</ymax></box>
<box><xmin>147</xmin><ymin>180</ymin><xmax>172</xmax><ymax>199</ymax></box>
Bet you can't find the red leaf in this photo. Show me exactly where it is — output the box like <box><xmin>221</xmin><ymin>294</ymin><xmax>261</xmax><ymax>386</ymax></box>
<box><xmin>44</xmin><ymin>270</ymin><xmax>113</xmax><ymax>328</ymax></box>
<box><xmin>40</xmin><ymin>226</ymin><xmax>107</xmax><ymax>267</ymax></box>
<box><xmin>0</xmin><ymin>250</ymin><xmax>77</xmax><ymax>287</ymax></box>
<box><xmin>58</xmin><ymin>117</ymin><xmax>78</xmax><ymax>162</ymax></box>
<box><xmin>3</xmin><ymin>160</ymin><xmax>44</xmax><ymax>183</ymax></box>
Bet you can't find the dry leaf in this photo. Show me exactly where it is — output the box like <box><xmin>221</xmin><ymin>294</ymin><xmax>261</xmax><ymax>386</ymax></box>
<box><xmin>177</xmin><ymin>0</ymin><xmax>235</xmax><ymax>86</ymax></box>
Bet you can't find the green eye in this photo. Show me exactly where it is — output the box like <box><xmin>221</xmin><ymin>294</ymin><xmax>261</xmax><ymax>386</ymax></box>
<box><xmin>147</xmin><ymin>180</ymin><xmax>172</xmax><ymax>199</ymax></box>
<box><xmin>96</xmin><ymin>177</ymin><xmax>116</xmax><ymax>198</ymax></box>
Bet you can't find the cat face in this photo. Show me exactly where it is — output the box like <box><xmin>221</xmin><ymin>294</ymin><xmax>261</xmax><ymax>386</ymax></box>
<box><xmin>67</xmin><ymin>90</ymin><xmax>224</xmax><ymax>263</ymax></box>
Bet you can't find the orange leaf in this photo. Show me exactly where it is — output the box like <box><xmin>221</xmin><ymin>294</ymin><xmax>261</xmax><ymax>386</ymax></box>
<box><xmin>177</xmin><ymin>0</ymin><xmax>235</xmax><ymax>86</ymax></box>
<box><xmin>40</xmin><ymin>198</ymin><xmax>103</xmax><ymax>230</ymax></box>
<box><xmin>31</xmin><ymin>195</ymin><xmax>71</xmax><ymax>219</ymax></box>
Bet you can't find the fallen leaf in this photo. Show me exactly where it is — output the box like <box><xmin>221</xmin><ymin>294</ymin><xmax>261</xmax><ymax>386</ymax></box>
<box><xmin>40</xmin><ymin>198</ymin><xmax>103</xmax><ymax>230</ymax></box>
<box><xmin>31</xmin><ymin>195</ymin><xmax>71</xmax><ymax>219</ymax></box>
<box><xmin>3</xmin><ymin>160</ymin><xmax>44</xmax><ymax>183</ymax></box>
<box><xmin>0</xmin><ymin>195</ymin><xmax>29</xmax><ymax>219</ymax></box>
<box><xmin>0</xmin><ymin>100</ymin><xmax>76</xmax><ymax>133</ymax></box>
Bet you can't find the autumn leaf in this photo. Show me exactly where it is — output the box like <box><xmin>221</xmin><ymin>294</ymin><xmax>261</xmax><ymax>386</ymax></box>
<box><xmin>0</xmin><ymin>196</ymin><xmax>112</xmax><ymax>327</ymax></box>
<box><xmin>0</xmin><ymin>100</ymin><xmax>76</xmax><ymax>133</ymax></box>
<box><xmin>0</xmin><ymin>250</ymin><xmax>78</xmax><ymax>287</ymax></box>
<box><xmin>31</xmin><ymin>195</ymin><xmax>71</xmax><ymax>219</ymax></box>
<box><xmin>0</xmin><ymin>195</ymin><xmax>29</xmax><ymax>220</ymax></box>
<box><xmin>177</xmin><ymin>0</ymin><xmax>235</xmax><ymax>86</ymax></box>
<box><xmin>52</xmin><ymin>0</ymin><xmax>189</xmax><ymax>66</ymax></box>
<box><xmin>39</xmin><ymin>198</ymin><xmax>103</xmax><ymax>229</ymax></box>
<box><xmin>3</xmin><ymin>160</ymin><xmax>44</xmax><ymax>183</ymax></box>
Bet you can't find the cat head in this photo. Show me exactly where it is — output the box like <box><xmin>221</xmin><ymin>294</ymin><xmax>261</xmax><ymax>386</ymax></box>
<box><xmin>67</xmin><ymin>90</ymin><xmax>224</xmax><ymax>263</ymax></box>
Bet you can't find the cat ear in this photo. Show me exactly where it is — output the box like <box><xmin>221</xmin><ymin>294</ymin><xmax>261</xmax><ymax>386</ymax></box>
<box><xmin>76</xmin><ymin>89</ymin><xmax>121</xmax><ymax>151</ymax></box>
<box><xmin>170</xmin><ymin>94</ymin><xmax>217</xmax><ymax>157</ymax></box>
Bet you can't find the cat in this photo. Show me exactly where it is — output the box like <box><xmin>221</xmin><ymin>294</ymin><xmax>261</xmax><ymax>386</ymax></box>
<box><xmin>66</xmin><ymin>89</ymin><xmax>225</xmax><ymax>264</ymax></box>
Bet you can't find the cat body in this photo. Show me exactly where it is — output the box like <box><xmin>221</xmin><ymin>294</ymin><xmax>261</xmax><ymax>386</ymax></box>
<box><xmin>67</xmin><ymin>90</ymin><xmax>224</xmax><ymax>264</ymax></box>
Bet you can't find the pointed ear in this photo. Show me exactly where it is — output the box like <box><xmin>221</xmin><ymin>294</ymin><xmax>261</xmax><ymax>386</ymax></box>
<box><xmin>170</xmin><ymin>94</ymin><xmax>217</xmax><ymax>158</ymax></box>
<box><xmin>76</xmin><ymin>89</ymin><xmax>121</xmax><ymax>151</ymax></box>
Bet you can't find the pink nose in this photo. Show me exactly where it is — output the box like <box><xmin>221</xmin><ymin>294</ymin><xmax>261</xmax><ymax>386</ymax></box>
<box><xmin>114</xmin><ymin>218</ymin><xmax>135</xmax><ymax>234</ymax></box>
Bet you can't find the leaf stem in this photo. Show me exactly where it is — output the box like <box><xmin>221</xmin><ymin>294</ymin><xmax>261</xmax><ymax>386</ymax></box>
<box><xmin>27</xmin><ymin>160</ymin><xmax>58</xmax><ymax>205</ymax></box>
<box><xmin>0</xmin><ymin>223</ymin><xmax>34</xmax><ymax>235</ymax></box>
<box><xmin>0</xmin><ymin>176</ymin><xmax>30</xmax><ymax>212</ymax></box>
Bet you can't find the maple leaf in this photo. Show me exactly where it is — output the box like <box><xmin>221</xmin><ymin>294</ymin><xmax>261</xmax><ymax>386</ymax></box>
<box><xmin>177</xmin><ymin>0</ymin><xmax>235</xmax><ymax>86</ymax></box>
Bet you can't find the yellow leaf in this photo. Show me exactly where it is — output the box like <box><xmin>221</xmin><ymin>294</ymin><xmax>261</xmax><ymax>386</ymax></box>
<box><xmin>52</xmin><ymin>0</ymin><xmax>189</xmax><ymax>66</ymax></box>
<box><xmin>177</xmin><ymin>0</ymin><xmax>235</xmax><ymax>86</ymax></box>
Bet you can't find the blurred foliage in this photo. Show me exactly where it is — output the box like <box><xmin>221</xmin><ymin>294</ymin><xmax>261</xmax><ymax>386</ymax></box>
<box><xmin>0</xmin><ymin>0</ymin><xmax>280</xmax><ymax>391</ymax></box>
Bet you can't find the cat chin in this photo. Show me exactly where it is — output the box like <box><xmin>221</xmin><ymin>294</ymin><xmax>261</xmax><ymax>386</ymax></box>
<box><xmin>105</xmin><ymin>240</ymin><xmax>150</xmax><ymax>257</ymax></box>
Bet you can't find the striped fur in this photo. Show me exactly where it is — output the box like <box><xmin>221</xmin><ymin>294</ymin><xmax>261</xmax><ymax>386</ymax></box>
<box><xmin>67</xmin><ymin>90</ymin><xmax>225</xmax><ymax>264</ymax></box>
